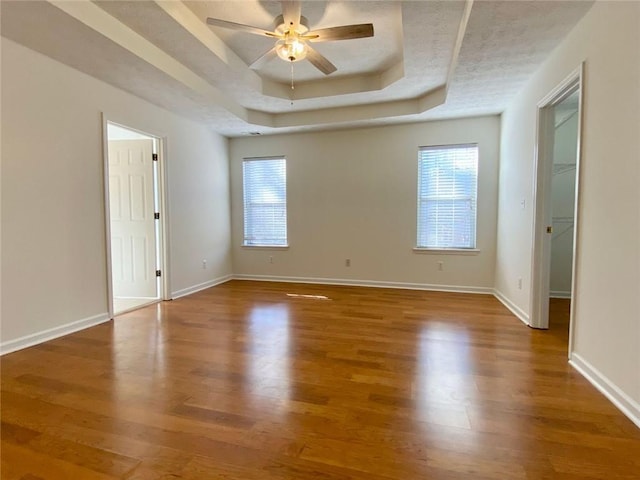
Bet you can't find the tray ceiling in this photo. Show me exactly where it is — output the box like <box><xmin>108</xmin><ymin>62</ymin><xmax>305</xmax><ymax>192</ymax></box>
<box><xmin>1</xmin><ymin>1</ymin><xmax>594</xmax><ymax>137</ymax></box>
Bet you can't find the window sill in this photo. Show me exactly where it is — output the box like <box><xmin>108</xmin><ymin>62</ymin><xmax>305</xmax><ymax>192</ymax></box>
<box><xmin>413</xmin><ymin>248</ymin><xmax>480</xmax><ymax>255</ymax></box>
<box><xmin>242</xmin><ymin>244</ymin><xmax>289</xmax><ymax>250</ymax></box>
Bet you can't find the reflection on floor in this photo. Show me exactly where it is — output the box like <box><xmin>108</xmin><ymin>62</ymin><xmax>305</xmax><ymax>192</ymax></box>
<box><xmin>3</xmin><ymin>282</ymin><xmax>640</xmax><ymax>479</ymax></box>
<box><xmin>113</xmin><ymin>297</ymin><xmax>157</xmax><ymax>315</ymax></box>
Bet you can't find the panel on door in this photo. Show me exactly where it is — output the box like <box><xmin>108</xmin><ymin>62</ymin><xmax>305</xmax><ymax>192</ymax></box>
<box><xmin>108</xmin><ymin>139</ymin><xmax>157</xmax><ymax>298</ymax></box>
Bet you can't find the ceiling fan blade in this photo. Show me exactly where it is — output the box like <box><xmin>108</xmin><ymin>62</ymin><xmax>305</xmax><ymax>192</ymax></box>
<box><xmin>206</xmin><ymin>17</ymin><xmax>278</xmax><ymax>38</ymax></box>
<box><xmin>306</xmin><ymin>45</ymin><xmax>337</xmax><ymax>75</ymax></box>
<box><xmin>250</xmin><ymin>47</ymin><xmax>278</xmax><ymax>70</ymax></box>
<box><xmin>305</xmin><ymin>24</ymin><xmax>374</xmax><ymax>42</ymax></box>
<box><xmin>281</xmin><ymin>0</ymin><xmax>302</xmax><ymax>30</ymax></box>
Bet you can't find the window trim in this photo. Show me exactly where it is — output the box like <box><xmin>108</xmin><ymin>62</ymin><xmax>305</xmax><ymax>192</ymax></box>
<box><xmin>242</xmin><ymin>156</ymin><xmax>288</xmax><ymax>248</ymax></box>
<box><xmin>416</xmin><ymin>143</ymin><xmax>479</xmax><ymax>250</ymax></box>
<box><xmin>413</xmin><ymin>247</ymin><xmax>480</xmax><ymax>255</ymax></box>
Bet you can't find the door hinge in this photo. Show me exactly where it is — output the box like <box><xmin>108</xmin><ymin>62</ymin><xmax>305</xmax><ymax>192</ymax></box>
<box><xmin>152</xmin><ymin>153</ymin><xmax>158</xmax><ymax>161</ymax></box>
<box><xmin>154</xmin><ymin>212</ymin><xmax>160</xmax><ymax>220</ymax></box>
<box><xmin>546</xmin><ymin>226</ymin><xmax>553</xmax><ymax>234</ymax></box>
<box><xmin>156</xmin><ymin>270</ymin><xmax>162</xmax><ymax>277</ymax></box>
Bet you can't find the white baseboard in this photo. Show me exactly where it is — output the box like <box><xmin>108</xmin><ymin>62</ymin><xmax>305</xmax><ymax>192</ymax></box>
<box><xmin>550</xmin><ymin>290</ymin><xmax>571</xmax><ymax>299</ymax></box>
<box><xmin>570</xmin><ymin>353</ymin><xmax>640</xmax><ymax>429</ymax></box>
<box><xmin>0</xmin><ymin>313</ymin><xmax>111</xmax><ymax>356</ymax></box>
<box><xmin>171</xmin><ymin>274</ymin><xmax>234</xmax><ymax>299</ymax></box>
<box><xmin>492</xmin><ymin>289</ymin><xmax>530</xmax><ymax>325</ymax></box>
<box><xmin>232</xmin><ymin>274</ymin><xmax>493</xmax><ymax>295</ymax></box>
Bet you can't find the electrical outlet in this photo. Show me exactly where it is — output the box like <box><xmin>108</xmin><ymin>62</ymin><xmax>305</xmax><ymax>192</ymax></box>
<box><xmin>202</xmin><ymin>259</ymin><xmax>207</xmax><ymax>269</ymax></box>
<box><xmin>437</xmin><ymin>261</ymin><xmax>444</xmax><ymax>271</ymax></box>
<box><xmin>518</xmin><ymin>277</ymin><xmax>522</xmax><ymax>289</ymax></box>
<box><xmin>345</xmin><ymin>259</ymin><xmax>351</xmax><ymax>267</ymax></box>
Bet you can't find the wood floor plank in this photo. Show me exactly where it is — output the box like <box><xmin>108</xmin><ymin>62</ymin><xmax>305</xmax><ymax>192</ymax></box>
<box><xmin>2</xmin><ymin>282</ymin><xmax>640</xmax><ymax>479</ymax></box>
<box><xmin>0</xmin><ymin>441</ymin><xmax>121</xmax><ymax>480</ymax></box>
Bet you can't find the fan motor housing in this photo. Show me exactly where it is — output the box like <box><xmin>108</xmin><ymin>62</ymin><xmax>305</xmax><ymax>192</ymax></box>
<box><xmin>273</xmin><ymin>14</ymin><xmax>309</xmax><ymax>34</ymax></box>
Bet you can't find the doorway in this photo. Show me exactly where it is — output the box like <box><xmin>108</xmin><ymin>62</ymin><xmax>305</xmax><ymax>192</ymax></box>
<box><xmin>105</xmin><ymin>122</ymin><xmax>165</xmax><ymax>315</ymax></box>
<box><xmin>548</xmin><ymin>90</ymin><xmax>579</xmax><ymax>337</ymax></box>
<box><xmin>530</xmin><ymin>66</ymin><xmax>583</xmax><ymax>354</ymax></box>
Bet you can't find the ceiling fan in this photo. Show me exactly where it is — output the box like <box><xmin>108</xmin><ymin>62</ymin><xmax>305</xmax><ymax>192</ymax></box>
<box><xmin>206</xmin><ymin>1</ymin><xmax>374</xmax><ymax>75</ymax></box>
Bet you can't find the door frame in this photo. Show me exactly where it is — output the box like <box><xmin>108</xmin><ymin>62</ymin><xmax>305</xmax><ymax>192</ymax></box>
<box><xmin>529</xmin><ymin>64</ymin><xmax>584</xmax><ymax>353</ymax></box>
<box><xmin>102</xmin><ymin>115</ymin><xmax>171</xmax><ymax>318</ymax></box>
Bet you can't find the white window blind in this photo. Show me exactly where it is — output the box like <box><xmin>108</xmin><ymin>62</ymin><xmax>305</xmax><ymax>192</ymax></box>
<box><xmin>243</xmin><ymin>157</ymin><xmax>287</xmax><ymax>246</ymax></box>
<box><xmin>417</xmin><ymin>144</ymin><xmax>478</xmax><ymax>249</ymax></box>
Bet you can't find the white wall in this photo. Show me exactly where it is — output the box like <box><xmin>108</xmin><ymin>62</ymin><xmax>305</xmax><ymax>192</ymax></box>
<box><xmin>1</xmin><ymin>38</ymin><xmax>232</xmax><ymax>351</ymax></box>
<box><xmin>230</xmin><ymin>117</ymin><xmax>500</xmax><ymax>291</ymax></box>
<box><xmin>550</xmin><ymin>112</ymin><xmax>578</xmax><ymax>296</ymax></box>
<box><xmin>496</xmin><ymin>2</ymin><xmax>640</xmax><ymax>418</ymax></box>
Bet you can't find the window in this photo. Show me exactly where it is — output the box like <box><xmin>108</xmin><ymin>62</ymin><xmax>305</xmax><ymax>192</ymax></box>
<box><xmin>243</xmin><ymin>157</ymin><xmax>287</xmax><ymax>246</ymax></box>
<box><xmin>417</xmin><ymin>144</ymin><xmax>478</xmax><ymax>249</ymax></box>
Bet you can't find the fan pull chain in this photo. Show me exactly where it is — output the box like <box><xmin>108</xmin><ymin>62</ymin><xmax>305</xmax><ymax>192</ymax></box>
<box><xmin>291</xmin><ymin>62</ymin><xmax>295</xmax><ymax>90</ymax></box>
<box><xmin>290</xmin><ymin>62</ymin><xmax>294</xmax><ymax>107</ymax></box>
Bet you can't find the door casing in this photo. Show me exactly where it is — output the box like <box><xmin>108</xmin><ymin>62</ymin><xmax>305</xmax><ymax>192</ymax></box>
<box><xmin>529</xmin><ymin>64</ymin><xmax>584</xmax><ymax>357</ymax></box>
<box><xmin>102</xmin><ymin>116</ymin><xmax>171</xmax><ymax>318</ymax></box>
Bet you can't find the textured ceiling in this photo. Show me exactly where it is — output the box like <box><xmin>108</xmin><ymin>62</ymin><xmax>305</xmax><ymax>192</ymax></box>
<box><xmin>0</xmin><ymin>1</ymin><xmax>594</xmax><ymax>137</ymax></box>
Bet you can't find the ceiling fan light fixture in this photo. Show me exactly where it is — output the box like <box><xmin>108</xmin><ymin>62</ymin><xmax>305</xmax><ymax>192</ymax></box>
<box><xmin>275</xmin><ymin>35</ymin><xmax>307</xmax><ymax>62</ymax></box>
<box><xmin>206</xmin><ymin>2</ymin><xmax>373</xmax><ymax>75</ymax></box>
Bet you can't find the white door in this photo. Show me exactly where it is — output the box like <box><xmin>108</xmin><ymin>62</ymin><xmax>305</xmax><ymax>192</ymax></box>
<box><xmin>108</xmin><ymin>139</ymin><xmax>157</xmax><ymax>298</ymax></box>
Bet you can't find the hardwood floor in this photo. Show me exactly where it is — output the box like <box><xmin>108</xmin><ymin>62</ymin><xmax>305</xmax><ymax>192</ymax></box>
<box><xmin>548</xmin><ymin>297</ymin><xmax>571</xmax><ymax>342</ymax></box>
<box><xmin>2</xmin><ymin>281</ymin><xmax>639</xmax><ymax>479</ymax></box>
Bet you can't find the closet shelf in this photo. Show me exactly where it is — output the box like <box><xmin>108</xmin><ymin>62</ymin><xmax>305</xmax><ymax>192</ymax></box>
<box><xmin>553</xmin><ymin>163</ymin><xmax>576</xmax><ymax>175</ymax></box>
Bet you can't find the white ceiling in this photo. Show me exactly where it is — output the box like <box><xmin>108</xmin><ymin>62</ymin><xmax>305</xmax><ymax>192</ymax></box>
<box><xmin>1</xmin><ymin>1</ymin><xmax>594</xmax><ymax>137</ymax></box>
